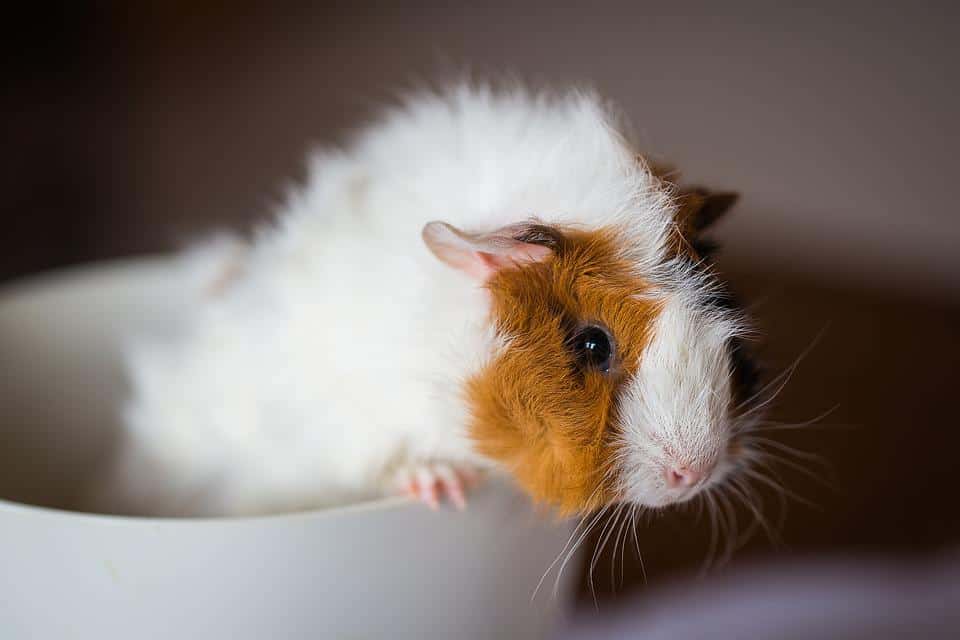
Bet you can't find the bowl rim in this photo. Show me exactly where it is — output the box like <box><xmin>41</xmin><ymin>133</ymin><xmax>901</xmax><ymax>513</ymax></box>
<box><xmin>0</xmin><ymin>255</ymin><xmax>166</xmax><ymax>298</ymax></box>
<box><xmin>0</xmin><ymin>492</ymin><xmax>418</xmax><ymax>525</ymax></box>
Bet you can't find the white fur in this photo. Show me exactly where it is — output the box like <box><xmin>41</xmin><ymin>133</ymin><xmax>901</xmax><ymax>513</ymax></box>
<box><xmin>616</xmin><ymin>291</ymin><xmax>745</xmax><ymax>507</ymax></box>
<box><xmin>107</xmin><ymin>83</ymin><xmax>743</xmax><ymax>516</ymax></box>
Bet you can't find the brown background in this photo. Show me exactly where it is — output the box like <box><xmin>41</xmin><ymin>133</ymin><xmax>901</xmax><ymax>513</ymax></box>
<box><xmin>3</xmin><ymin>1</ymin><xmax>959</xmax><ymax>606</ymax></box>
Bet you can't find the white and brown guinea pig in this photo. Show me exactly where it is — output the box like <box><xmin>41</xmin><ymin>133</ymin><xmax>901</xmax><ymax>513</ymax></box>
<box><xmin>104</xmin><ymin>83</ymin><xmax>760</xmax><ymax>517</ymax></box>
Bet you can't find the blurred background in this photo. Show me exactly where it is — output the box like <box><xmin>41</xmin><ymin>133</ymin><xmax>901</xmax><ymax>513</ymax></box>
<box><xmin>3</xmin><ymin>0</ymin><xmax>959</xmax><ymax>615</ymax></box>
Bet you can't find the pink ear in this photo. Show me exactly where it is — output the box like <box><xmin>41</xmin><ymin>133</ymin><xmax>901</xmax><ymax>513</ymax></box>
<box><xmin>422</xmin><ymin>221</ymin><xmax>554</xmax><ymax>281</ymax></box>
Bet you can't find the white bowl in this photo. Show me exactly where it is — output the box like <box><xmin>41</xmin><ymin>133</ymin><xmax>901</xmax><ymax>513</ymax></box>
<box><xmin>0</xmin><ymin>259</ymin><xmax>578</xmax><ymax>639</ymax></box>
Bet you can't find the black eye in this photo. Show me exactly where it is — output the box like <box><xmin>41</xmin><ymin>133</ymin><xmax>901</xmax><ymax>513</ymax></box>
<box><xmin>572</xmin><ymin>325</ymin><xmax>614</xmax><ymax>373</ymax></box>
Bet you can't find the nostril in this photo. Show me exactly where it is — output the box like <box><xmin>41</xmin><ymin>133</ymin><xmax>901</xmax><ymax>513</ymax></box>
<box><xmin>666</xmin><ymin>466</ymin><xmax>702</xmax><ymax>489</ymax></box>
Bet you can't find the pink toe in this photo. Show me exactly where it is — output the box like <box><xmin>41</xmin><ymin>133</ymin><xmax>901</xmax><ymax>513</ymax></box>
<box><xmin>447</xmin><ymin>482</ymin><xmax>467</xmax><ymax>510</ymax></box>
<box><xmin>404</xmin><ymin>481</ymin><xmax>417</xmax><ymax>498</ymax></box>
<box><xmin>436</xmin><ymin>468</ymin><xmax>467</xmax><ymax>510</ymax></box>
<box><xmin>421</xmin><ymin>487</ymin><xmax>439</xmax><ymax>510</ymax></box>
<box><xmin>416</xmin><ymin>469</ymin><xmax>439</xmax><ymax>509</ymax></box>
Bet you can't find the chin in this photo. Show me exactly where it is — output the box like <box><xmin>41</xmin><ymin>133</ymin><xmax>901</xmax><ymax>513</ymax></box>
<box><xmin>624</xmin><ymin>490</ymin><xmax>681</xmax><ymax>510</ymax></box>
<box><xmin>626</xmin><ymin>480</ymin><xmax>717</xmax><ymax>510</ymax></box>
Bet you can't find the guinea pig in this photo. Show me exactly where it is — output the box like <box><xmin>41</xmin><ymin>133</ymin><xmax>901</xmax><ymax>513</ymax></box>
<box><xmin>102</xmin><ymin>83</ymin><xmax>759</xmax><ymax>517</ymax></box>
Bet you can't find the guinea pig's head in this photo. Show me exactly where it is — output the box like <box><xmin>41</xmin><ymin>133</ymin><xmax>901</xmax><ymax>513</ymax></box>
<box><xmin>422</xmin><ymin>189</ymin><xmax>758</xmax><ymax>515</ymax></box>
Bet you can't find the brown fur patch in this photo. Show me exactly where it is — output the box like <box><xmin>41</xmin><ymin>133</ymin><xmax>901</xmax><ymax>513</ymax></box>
<box><xmin>465</xmin><ymin>226</ymin><xmax>662</xmax><ymax>514</ymax></box>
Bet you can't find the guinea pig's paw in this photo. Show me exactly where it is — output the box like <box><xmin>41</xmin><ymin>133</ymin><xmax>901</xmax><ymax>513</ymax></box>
<box><xmin>392</xmin><ymin>462</ymin><xmax>481</xmax><ymax>511</ymax></box>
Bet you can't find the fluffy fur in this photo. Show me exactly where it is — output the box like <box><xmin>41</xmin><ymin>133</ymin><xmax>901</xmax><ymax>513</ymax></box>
<box><xmin>104</xmin><ymin>83</ymin><xmax>750</xmax><ymax>516</ymax></box>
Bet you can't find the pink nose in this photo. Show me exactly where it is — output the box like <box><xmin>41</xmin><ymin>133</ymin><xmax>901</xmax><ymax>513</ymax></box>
<box><xmin>666</xmin><ymin>466</ymin><xmax>703</xmax><ymax>489</ymax></box>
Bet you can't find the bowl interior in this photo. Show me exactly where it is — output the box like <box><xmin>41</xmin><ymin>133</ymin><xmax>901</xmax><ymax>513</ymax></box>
<box><xmin>0</xmin><ymin>261</ymin><xmax>173</xmax><ymax>511</ymax></box>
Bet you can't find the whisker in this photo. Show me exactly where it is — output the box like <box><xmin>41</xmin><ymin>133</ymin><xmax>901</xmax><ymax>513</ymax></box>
<box><xmin>552</xmin><ymin>503</ymin><xmax>610</xmax><ymax>598</ymax></box>
<box><xmin>699</xmin><ymin>492</ymin><xmax>720</xmax><ymax>577</ymax></box>
<box><xmin>740</xmin><ymin>435</ymin><xmax>829</xmax><ymax>465</ymax></box>
<box><xmin>750</xmin><ymin>447</ymin><xmax>837</xmax><ymax>490</ymax></box>
<box><xmin>734</xmin><ymin>327</ymin><xmax>828</xmax><ymax>418</ymax></box>
<box><xmin>629</xmin><ymin>504</ymin><xmax>647</xmax><ymax>585</ymax></box>
<box><xmin>714</xmin><ymin>490</ymin><xmax>731</xmax><ymax>569</ymax></box>
<box><xmin>728</xmin><ymin>475</ymin><xmax>781</xmax><ymax>548</ymax></box>
<box><xmin>765</xmin><ymin>466</ymin><xmax>790</xmax><ymax>533</ymax></box>
<box><xmin>610</xmin><ymin>506</ymin><xmax>627</xmax><ymax>593</ymax></box>
<box><xmin>617</xmin><ymin>506</ymin><xmax>630</xmax><ymax>591</ymax></box>
<box><xmin>741</xmin><ymin>466</ymin><xmax>819</xmax><ymax>510</ymax></box>
<box><xmin>724</xmin><ymin>480</ymin><xmax>763</xmax><ymax>547</ymax></box>
<box><xmin>745</xmin><ymin>450</ymin><xmax>787</xmax><ymax>485</ymax></box>
<box><xmin>694</xmin><ymin>492</ymin><xmax>706</xmax><ymax>523</ymax></box>
<box><xmin>715</xmin><ymin>487</ymin><xmax>739</xmax><ymax>567</ymax></box>
<box><xmin>742</xmin><ymin>404</ymin><xmax>843</xmax><ymax>434</ymax></box>
<box><xmin>589</xmin><ymin>505</ymin><xmax>623</xmax><ymax>609</ymax></box>
<box><xmin>532</xmin><ymin>479</ymin><xmax>614</xmax><ymax>601</ymax></box>
<box><xmin>532</xmin><ymin>511</ymin><xmax>590</xmax><ymax>602</ymax></box>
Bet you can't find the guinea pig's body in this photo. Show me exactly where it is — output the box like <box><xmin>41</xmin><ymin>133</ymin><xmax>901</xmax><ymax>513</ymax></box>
<box><xmin>106</xmin><ymin>84</ymin><xmax>753</xmax><ymax>517</ymax></box>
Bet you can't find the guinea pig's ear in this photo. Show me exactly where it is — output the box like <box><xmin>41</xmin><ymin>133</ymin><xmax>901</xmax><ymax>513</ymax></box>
<box><xmin>678</xmin><ymin>188</ymin><xmax>739</xmax><ymax>234</ymax></box>
<box><xmin>422</xmin><ymin>221</ymin><xmax>555</xmax><ymax>281</ymax></box>
<box><xmin>670</xmin><ymin>188</ymin><xmax>739</xmax><ymax>260</ymax></box>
